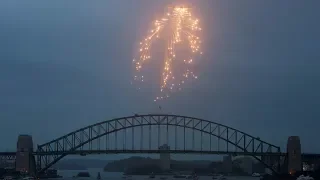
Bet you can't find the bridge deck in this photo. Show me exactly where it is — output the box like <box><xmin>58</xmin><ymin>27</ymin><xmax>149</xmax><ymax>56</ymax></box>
<box><xmin>32</xmin><ymin>150</ymin><xmax>287</xmax><ymax>156</ymax></box>
<box><xmin>0</xmin><ymin>152</ymin><xmax>15</xmax><ymax>156</ymax></box>
<box><xmin>1</xmin><ymin>151</ymin><xmax>320</xmax><ymax>158</ymax></box>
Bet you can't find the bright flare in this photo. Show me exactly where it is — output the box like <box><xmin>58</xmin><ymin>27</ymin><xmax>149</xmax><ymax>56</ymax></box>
<box><xmin>133</xmin><ymin>5</ymin><xmax>202</xmax><ymax>101</ymax></box>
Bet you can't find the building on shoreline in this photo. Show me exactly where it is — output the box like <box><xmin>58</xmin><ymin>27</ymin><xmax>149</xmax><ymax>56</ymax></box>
<box><xmin>159</xmin><ymin>144</ymin><xmax>171</xmax><ymax>170</ymax></box>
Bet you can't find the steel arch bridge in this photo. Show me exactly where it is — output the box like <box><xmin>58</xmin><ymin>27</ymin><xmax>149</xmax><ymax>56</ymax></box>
<box><xmin>35</xmin><ymin>114</ymin><xmax>282</xmax><ymax>174</ymax></box>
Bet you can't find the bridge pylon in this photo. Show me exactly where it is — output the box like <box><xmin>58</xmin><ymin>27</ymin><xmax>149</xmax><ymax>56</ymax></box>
<box><xmin>16</xmin><ymin>135</ymin><xmax>36</xmax><ymax>175</ymax></box>
<box><xmin>287</xmin><ymin>136</ymin><xmax>302</xmax><ymax>174</ymax></box>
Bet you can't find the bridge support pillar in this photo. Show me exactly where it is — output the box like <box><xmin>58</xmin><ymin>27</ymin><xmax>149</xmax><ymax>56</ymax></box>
<box><xmin>16</xmin><ymin>135</ymin><xmax>36</xmax><ymax>175</ymax></box>
<box><xmin>287</xmin><ymin>136</ymin><xmax>302</xmax><ymax>174</ymax></box>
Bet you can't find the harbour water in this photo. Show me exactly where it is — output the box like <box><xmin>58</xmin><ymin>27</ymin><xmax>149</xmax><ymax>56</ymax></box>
<box><xmin>57</xmin><ymin>169</ymin><xmax>260</xmax><ymax>180</ymax></box>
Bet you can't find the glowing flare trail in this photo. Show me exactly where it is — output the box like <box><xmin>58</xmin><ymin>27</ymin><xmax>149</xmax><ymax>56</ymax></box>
<box><xmin>132</xmin><ymin>5</ymin><xmax>202</xmax><ymax>101</ymax></box>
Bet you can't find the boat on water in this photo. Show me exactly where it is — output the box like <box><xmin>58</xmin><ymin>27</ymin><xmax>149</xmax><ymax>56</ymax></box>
<box><xmin>3</xmin><ymin>176</ymin><xmax>13</xmax><ymax>180</ymax></box>
<box><xmin>75</xmin><ymin>172</ymin><xmax>90</xmax><ymax>178</ymax></box>
<box><xmin>122</xmin><ymin>175</ymin><xmax>132</xmax><ymax>179</ymax></box>
<box><xmin>22</xmin><ymin>177</ymin><xmax>35</xmax><ymax>180</ymax></box>
<box><xmin>186</xmin><ymin>174</ymin><xmax>199</xmax><ymax>180</ymax></box>
<box><xmin>252</xmin><ymin>172</ymin><xmax>260</xmax><ymax>177</ymax></box>
<box><xmin>212</xmin><ymin>175</ymin><xmax>225</xmax><ymax>180</ymax></box>
<box><xmin>173</xmin><ymin>174</ymin><xmax>188</xmax><ymax>178</ymax></box>
<box><xmin>37</xmin><ymin>168</ymin><xmax>62</xmax><ymax>179</ymax></box>
<box><xmin>149</xmin><ymin>172</ymin><xmax>155</xmax><ymax>179</ymax></box>
<box><xmin>297</xmin><ymin>175</ymin><xmax>314</xmax><ymax>180</ymax></box>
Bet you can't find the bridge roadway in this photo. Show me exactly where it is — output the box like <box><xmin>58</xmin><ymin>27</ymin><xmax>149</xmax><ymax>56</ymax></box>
<box><xmin>1</xmin><ymin>150</ymin><xmax>320</xmax><ymax>158</ymax></box>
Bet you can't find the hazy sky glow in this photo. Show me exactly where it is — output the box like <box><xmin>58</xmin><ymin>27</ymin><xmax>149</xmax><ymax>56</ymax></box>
<box><xmin>0</xmin><ymin>0</ymin><xmax>319</xmax><ymax>159</ymax></box>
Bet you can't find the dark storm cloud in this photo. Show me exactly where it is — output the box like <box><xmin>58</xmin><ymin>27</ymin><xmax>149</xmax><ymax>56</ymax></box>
<box><xmin>0</xmin><ymin>0</ymin><xmax>319</xmax><ymax>156</ymax></box>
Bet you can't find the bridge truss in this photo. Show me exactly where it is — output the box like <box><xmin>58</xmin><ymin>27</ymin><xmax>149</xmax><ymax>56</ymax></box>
<box><xmin>0</xmin><ymin>152</ymin><xmax>16</xmax><ymax>160</ymax></box>
<box><xmin>36</xmin><ymin>114</ymin><xmax>281</xmax><ymax>173</ymax></box>
<box><xmin>0</xmin><ymin>152</ymin><xmax>16</xmax><ymax>168</ymax></box>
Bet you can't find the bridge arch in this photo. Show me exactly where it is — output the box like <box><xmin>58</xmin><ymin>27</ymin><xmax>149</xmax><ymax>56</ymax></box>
<box><xmin>36</xmin><ymin>114</ymin><xmax>281</xmax><ymax>174</ymax></box>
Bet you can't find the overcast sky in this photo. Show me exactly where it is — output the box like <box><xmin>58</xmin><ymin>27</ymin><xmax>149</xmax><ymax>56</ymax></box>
<box><xmin>0</xmin><ymin>0</ymin><xmax>319</xmax><ymax>159</ymax></box>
